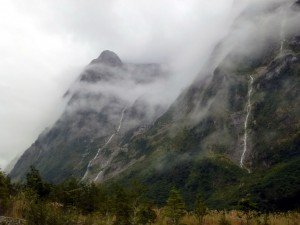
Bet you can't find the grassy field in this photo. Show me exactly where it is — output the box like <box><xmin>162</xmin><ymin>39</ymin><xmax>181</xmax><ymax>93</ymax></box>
<box><xmin>152</xmin><ymin>210</ymin><xmax>300</xmax><ymax>225</ymax></box>
<box><xmin>182</xmin><ymin>211</ymin><xmax>299</xmax><ymax>225</ymax></box>
<box><xmin>76</xmin><ymin>210</ymin><xmax>300</xmax><ymax>225</ymax></box>
<box><xmin>5</xmin><ymin>201</ymin><xmax>300</xmax><ymax>225</ymax></box>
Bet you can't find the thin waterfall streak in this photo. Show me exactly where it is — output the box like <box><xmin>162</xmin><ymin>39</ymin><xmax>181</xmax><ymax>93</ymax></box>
<box><xmin>94</xmin><ymin>134</ymin><xmax>115</xmax><ymax>159</ymax></box>
<box><xmin>81</xmin><ymin>107</ymin><xmax>127</xmax><ymax>182</ymax></box>
<box><xmin>240</xmin><ymin>75</ymin><xmax>253</xmax><ymax>173</ymax></box>
<box><xmin>280</xmin><ymin>10</ymin><xmax>286</xmax><ymax>55</ymax></box>
<box><xmin>81</xmin><ymin>134</ymin><xmax>115</xmax><ymax>182</ymax></box>
<box><xmin>94</xmin><ymin>171</ymin><xmax>103</xmax><ymax>182</ymax></box>
<box><xmin>280</xmin><ymin>2</ymin><xmax>294</xmax><ymax>55</ymax></box>
<box><xmin>94</xmin><ymin>107</ymin><xmax>127</xmax><ymax>182</ymax></box>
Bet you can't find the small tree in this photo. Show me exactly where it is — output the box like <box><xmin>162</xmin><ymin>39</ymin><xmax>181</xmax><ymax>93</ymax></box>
<box><xmin>26</xmin><ymin>166</ymin><xmax>50</xmax><ymax>199</ymax></box>
<box><xmin>112</xmin><ymin>185</ymin><xmax>132</xmax><ymax>225</ymax></box>
<box><xmin>164</xmin><ymin>188</ymin><xmax>186</xmax><ymax>225</ymax></box>
<box><xmin>0</xmin><ymin>171</ymin><xmax>10</xmax><ymax>214</ymax></box>
<box><xmin>53</xmin><ymin>178</ymin><xmax>81</xmax><ymax>208</ymax></box>
<box><xmin>79</xmin><ymin>182</ymin><xmax>100</xmax><ymax>213</ymax></box>
<box><xmin>26</xmin><ymin>200</ymin><xmax>78</xmax><ymax>225</ymax></box>
<box><xmin>133</xmin><ymin>204</ymin><xmax>156</xmax><ymax>225</ymax></box>
<box><xmin>218</xmin><ymin>211</ymin><xmax>231</xmax><ymax>225</ymax></box>
<box><xmin>194</xmin><ymin>195</ymin><xmax>208</xmax><ymax>225</ymax></box>
<box><xmin>238</xmin><ymin>195</ymin><xmax>258</xmax><ymax>225</ymax></box>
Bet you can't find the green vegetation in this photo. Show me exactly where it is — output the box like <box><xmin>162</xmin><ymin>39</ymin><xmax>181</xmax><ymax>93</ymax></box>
<box><xmin>1</xmin><ymin>159</ymin><xmax>300</xmax><ymax>224</ymax></box>
<box><xmin>194</xmin><ymin>195</ymin><xmax>208</xmax><ymax>225</ymax></box>
<box><xmin>0</xmin><ymin>170</ymin><xmax>11</xmax><ymax>214</ymax></box>
<box><xmin>164</xmin><ymin>188</ymin><xmax>186</xmax><ymax>225</ymax></box>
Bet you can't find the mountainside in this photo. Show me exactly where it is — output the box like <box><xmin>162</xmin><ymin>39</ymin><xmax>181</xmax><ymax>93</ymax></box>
<box><xmin>106</xmin><ymin>2</ymin><xmax>300</xmax><ymax>209</ymax></box>
<box><xmin>110</xmin><ymin>34</ymin><xmax>300</xmax><ymax>208</ymax></box>
<box><xmin>10</xmin><ymin>50</ymin><xmax>170</xmax><ymax>183</ymax></box>
<box><xmin>10</xmin><ymin>0</ymin><xmax>300</xmax><ymax>210</ymax></box>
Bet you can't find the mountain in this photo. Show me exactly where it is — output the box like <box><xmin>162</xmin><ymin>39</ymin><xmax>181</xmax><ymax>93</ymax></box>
<box><xmin>106</xmin><ymin>2</ymin><xmax>300</xmax><ymax>209</ymax></box>
<box><xmin>10</xmin><ymin>50</ymin><xmax>170</xmax><ymax>183</ymax></box>
<box><xmin>10</xmin><ymin>0</ymin><xmax>300</xmax><ymax>210</ymax></box>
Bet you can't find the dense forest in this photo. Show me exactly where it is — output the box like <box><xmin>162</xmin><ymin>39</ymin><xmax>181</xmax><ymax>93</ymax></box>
<box><xmin>0</xmin><ymin>166</ymin><xmax>299</xmax><ymax>225</ymax></box>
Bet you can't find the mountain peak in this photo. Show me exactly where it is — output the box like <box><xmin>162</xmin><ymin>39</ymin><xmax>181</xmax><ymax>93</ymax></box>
<box><xmin>91</xmin><ymin>50</ymin><xmax>122</xmax><ymax>67</ymax></box>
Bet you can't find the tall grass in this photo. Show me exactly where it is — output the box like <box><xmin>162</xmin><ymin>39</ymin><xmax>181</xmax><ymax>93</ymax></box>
<box><xmin>153</xmin><ymin>210</ymin><xmax>299</xmax><ymax>225</ymax></box>
<box><xmin>4</xmin><ymin>197</ymin><xmax>300</xmax><ymax>225</ymax></box>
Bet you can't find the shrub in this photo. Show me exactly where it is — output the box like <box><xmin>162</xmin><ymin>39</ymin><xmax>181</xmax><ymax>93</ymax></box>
<box><xmin>26</xmin><ymin>201</ymin><xmax>78</xmax><ymax>225</ymax></box>
<box><xmin>164</xmin><ymin>188</ymin><xmax>186</xmax><ymax>225</ymax></box>
<box><xmin>218</xmin><ymin>212</ymin><xmax>231</xmax><ymax>225</ymax></box>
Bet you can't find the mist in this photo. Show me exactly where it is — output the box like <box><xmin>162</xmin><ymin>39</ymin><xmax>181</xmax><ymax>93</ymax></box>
<box><xmin>0</xmin><ymin>0</ymin><xmax>297</xmax><ymax>169</ymax></box>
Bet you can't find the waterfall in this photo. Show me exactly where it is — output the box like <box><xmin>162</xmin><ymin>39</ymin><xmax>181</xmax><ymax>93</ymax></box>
<box><xmin>93</xmin><ymin>107</ymin><xmax>127</xmax><ymax>182</ymax></box>
<box><xmin>279</xmin><ymin>9</ymin><xmax>286</xmax><ymax>55</ymax></box>
<box><xmin>81</xmin><ymin>107</ymin><xmax>127</xmax><ymax>182</ymax></box>
<box><xmin>279</xmin><ymin>1</ymin><xmax>294</xmax><ymax>55</ymax></box>
<box><xmin>240</xmin><ymin>75</ymin><xmax>253</xmax><ymax>173</ymax></box>
<box><xmin>116</xmin><ymin>107</ymin><xmax>127</xmax><ymax>133</ymax></box>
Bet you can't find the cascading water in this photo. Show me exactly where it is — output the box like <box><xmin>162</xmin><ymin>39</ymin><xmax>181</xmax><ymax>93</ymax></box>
<box><xmin>81</xmin><ymin>107</ymin><xmax>127</xmax><ymax>181</ymax></box>
<box><xmin>240</xmin><ymin>75</ymin><xmax>253</xmax><ymax>173</ymax></box>
<box><xmin>93</xmin><ymin>107</ymin><xmax>127</xmax><ymax>182</ymax></box>
<box><xmin>279</xmin><ymin>8</ymin><xmax>287</xmax><ymax>55</ymax></box>
<box><xmin>279</xmin><ymin>2</ymin><xmax>294</xmax><ymax>55</ymax></box>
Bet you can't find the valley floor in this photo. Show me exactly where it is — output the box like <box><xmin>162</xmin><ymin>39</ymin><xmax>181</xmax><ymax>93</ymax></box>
<box><xmin>178</xmin><ymin>211</ymin><xmax>300</xmax><ymax>225</ymax></box>
<box><xmin>4</xmin><ymin>208</ymin><xmax>300</xmax><ymax>225</ymax></box>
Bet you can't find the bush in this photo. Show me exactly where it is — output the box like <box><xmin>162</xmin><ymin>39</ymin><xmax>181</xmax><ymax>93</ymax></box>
<box><xmin>194</xmin><ymin>195</ymin><xmax>208</xmax><ymax>225</ymax></box>
<box><xmin>218</xmin><ymin>212</ymin><xmax>231</xmax><ymax>225</ymax></box>
<box><xmin>26</xmin><ymin>201</ymin><xmax>78</xmax><ymax>225</ymax></box>
<box><xmin>164</xmin><ymin>188</ymin><xmax>186</xmax><ymax>225</ymax></box>
<box><xmin>133</xmin><ymin>204</ymin><xmax>156</xmax><ymax>225</ymax></box>
<box><xmin>26</xmin><ymin>166</ymin><xmax>51</xmax><ymax>199</ymax></box>
<box><xmin>0</xmin><ymin>171</ymin><xmax>11</xmax><ymax>215</ymax></box>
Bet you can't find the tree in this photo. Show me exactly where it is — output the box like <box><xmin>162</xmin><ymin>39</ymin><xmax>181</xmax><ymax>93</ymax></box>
<box><xmin>238</xmin><ymin>195</ymin><xmax>258</xmax><ymax>225</ymax></box>
<box><xmin>79</xmin><ymin>182</ymin><xmax>101</xmax><ymax>213</ymax></box>
<box><xmin>194</xmin><ymin>194</ymin><xmax>208</xmax><ymax>225</ymax></box>
<box><xmin>0</xmin><ymin>171</ymin><xmax>10</xmax><ymax>214</ymax></box>
<box><xmin>164</xmin><ymin>188</ymin><xmax>186</xmax><ymax>225</ymax></box>
<box><xmin>128</xmin><ymin>180</ymin><xmax>154</xmax><ymax>225</ymax></box>
<box><xmin>112</xmin><ymin>185</ymin><xmax>132</xmax><ymax>225</ymax></box>
<box><xmin>26</xmin><ymin>166</ymin><xmax>50</xmax><ymax>198</ymax></box>
<box><xmin>53</xmin><ymin>178</ymin><xmax>81</xmax><ymax>208</ymax></box>
<box><xmin>26</xmin><ymin>200</ymin><xmax>78</xmax><ymax>225</ymax></box>
<box><xmin>132</xmin><ymin>204</ymin><xmax>156</xmax><ymax>225</ymax></box>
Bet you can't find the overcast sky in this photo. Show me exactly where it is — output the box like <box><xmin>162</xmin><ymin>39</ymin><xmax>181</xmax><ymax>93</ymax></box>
<box><xmin>0</xmin><ymin>0</ymin><xmax>251</xmax><ymax>169</ymax></box>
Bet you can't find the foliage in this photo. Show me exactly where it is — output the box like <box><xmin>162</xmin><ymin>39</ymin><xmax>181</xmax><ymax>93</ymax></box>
<box><xmin>26</xmin><ymin>166</ymin><xmax>51</xmax><ymax>199</ymax></box>
<box><xmin>111</xmin><ymin>185</ymin><xmax>132</xmax><ymax>225</ymax></box>
<box><xmin>0</xmin><ymin>156</ymin><xmax>300</xmax><ymax>224</ymax></box>
<box><xmin>193</xmin><ymin>195</ymin><xmax>208</xmax><ymax>225</ymax></box>
<box><xmin>164</xmin><ymin>188</ymin><xmax>186</xmax><ymax>225</ymax></box>
<box><xmin>132</xmin><ymin>204</ymin><xmax>156</xmax><ymax>225</ymax></box>
<box><xmin>26</xmin><ymin>200</ymin><xmax>78</xmax><ymax>225</ymax></box>
<box><xmin>218</xmin><ymin>212</ymin><xmax>231</xmax><ymax>225</ymax></box>
<box><xmin>0</xmin><ymin>171</ymin><xmax>10</xmax><ymax>214</ymax></box>
<box><xmin>0</xmin><ymin>166</ymin><xmax>299</xmax><ymax>225</ymax></box>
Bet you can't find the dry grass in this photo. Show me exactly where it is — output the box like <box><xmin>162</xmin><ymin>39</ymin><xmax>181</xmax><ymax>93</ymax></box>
<box><xmin>5</xmin><ymin>192</ymin><xmax>29</xmax><ymax>218</ymax></box>
<box><xmin>4</xmin><ymin>198</ymin><xmax>300</xmax><ymax>225</ymax></box>
<box><xmin>153</xmin><ymin>209</ymin><xmax>300</xmax><ymax>225</ymax></box>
